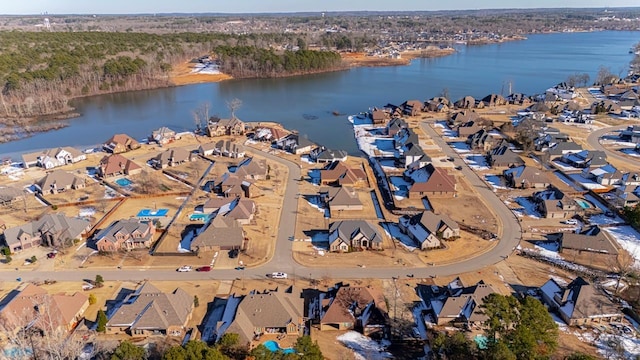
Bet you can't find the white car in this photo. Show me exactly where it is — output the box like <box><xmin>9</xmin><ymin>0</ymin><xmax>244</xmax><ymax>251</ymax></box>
<box><xmin>271</xmin><ymin>272</ymin><xmax>288</xmax><ymax>279</ymax></box>
<box><xmin>177</xmin><ymin>265</ymin><xmax>193</xmax><ymax>272</ymax></box>
<box><xmin>563</xmin><ymin>219</ymin><xmax>578</xmax><ymax>225</ymax></box>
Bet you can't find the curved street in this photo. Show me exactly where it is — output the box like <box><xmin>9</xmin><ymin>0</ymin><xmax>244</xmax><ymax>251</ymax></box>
<box><xmin>587</xmin><ymin>124</ymin><xmax>640</xmax><ymax>168</ymax></box>
<box><xmin>2</xmin><ymin>123</ymin><xmax>522</xmax><ymax>283</ymax></box>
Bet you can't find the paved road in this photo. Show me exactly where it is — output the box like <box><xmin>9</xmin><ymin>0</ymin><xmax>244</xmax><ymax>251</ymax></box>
<box><xmin>2</xmin><ymin>128</ymin><xmax>522</xmax><ymax>283</ymax></box>
<box><xmin>587</xmin><ymin>124</ymin><xmax>640</xmax><ymax>167</ymax></box>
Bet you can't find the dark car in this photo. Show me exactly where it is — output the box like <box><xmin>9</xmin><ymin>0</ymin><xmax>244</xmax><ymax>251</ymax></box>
<box><xmin>196</xmin><ymin>266</ymin><xmax>211</xmax><ymax>272</ymax></box>
<box><xmin>47</xmin><ymin>252</ymin><xmax>57</xmax><ymax>259</ymax></box>
<box><xmin>228</xmin><ymin>249</ymin><xmax>239</xmax><ymax>258</ymax></box>
<box><xmin>605</xmin><ymin>210</ymin><xmax>616</xmax><ymax>218</ymax></box>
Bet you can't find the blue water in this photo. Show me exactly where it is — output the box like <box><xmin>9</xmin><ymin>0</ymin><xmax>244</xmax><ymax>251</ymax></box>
<box><xmin>1</xmin><ymin>31</ymin><xmax>638</xmax><ymax>158</ymax></box>
<box><xmin>263</xmin><ymin>340</ymin><xmax>295</xmax><ymax>354</ymax></box>
<box><xmin>576</xmin><ymin>199</ymin><xmax>592</xmax><ymax>209</ymax></box>
<box><xmin>189</xmin><ymin>213</ymin><xmax>209</xmax><ymax>221</ymax></box>
<box><xmin>115</xmin><ymin>178</ymin><xmax>132</xmax><ymax>187</ymax></box>
<box><xmin>137</xmin><ymin>208</ymin><xmax>169</xmax><ymax>217</ymax></box>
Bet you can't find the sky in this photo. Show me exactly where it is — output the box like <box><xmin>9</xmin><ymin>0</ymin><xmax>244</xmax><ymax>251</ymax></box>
<box><xmin>3</xmin><ymin>0</ymin><xmax>640</xmax><ymax>15</ymax></box>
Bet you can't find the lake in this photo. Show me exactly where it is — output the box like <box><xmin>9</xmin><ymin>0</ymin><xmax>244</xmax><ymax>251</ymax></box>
<box><xmin>1</xmin><ymin>30</ymin><xmax>638</xmax><ymax>158</ymax></box>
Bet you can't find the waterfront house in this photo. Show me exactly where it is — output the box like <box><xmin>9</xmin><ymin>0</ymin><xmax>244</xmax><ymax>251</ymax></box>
<box><xmin>93</xmin><ymin>219</ymin><xmax>155</xmax><ymax>251</ymax></box>
<box><xmin>0</xmin><ymin>283</ymin><xmax>88</xmax><ymax>342</ymax></box>
<box><xmin>454</xmin><ymin>96</ymin><xmax>476</xmax><ymax>109</ymax></box>
<box><xmin>319</xmin><ymin>161</ymin><xmax>367</xmax><ymax>187</ymax></box>
<box><xmin>0</xmin><ymin>186</ymin><xmax>25</xmax><ymax>207</ymax></box>
<box><xmin>191</xmin><ymin>215</ymin><xmax>244</xmax><ymax>252</ymax></box>
<box><xmin>149</xmin><ymin>127</ymin><xmax>178</xmax><ymax>145</ymax></box>
<box><xmin>507</xmin><ymin>93</ymin><xmax>532</xmax><ymax>105</ymax></box>
<box><xmin>540</xmin><ymin>277</ymin><xmax>623</xmax><ymax>326</ymax></box>
<box><xmin>276</xmin><ymin>134</ymin><xmax>315</xmax><ymax>154</ymax></box>
<box><xmin>402</xmin><ymin>100</ymin><xmax>424</xmax><ymax>116</ymax></box>
<box><xmin>235</xmin><ymin>158</ymin><xmax>268</xmax><ymax>180</ymax></box>
<box><xmin>328</xmin><ymin>220</ymin><xmax>383</xmax><ymax>252</ymax></box>
<box><xmin>386</xmin><ymin>118</ymin><xmax>408</xmax><ymax>136</ymax></box>
<box><xmin>481</xmin><ymin>94</ymin><xmax>507</xmax><ymax>107</ymax></box>
<box><xmin>319</xmin><ymin>186</ymin><xmax>363</xmax><ymax>212</ymax></box>
<box><xmin>150</xmin><ymin>148</ymin><xmax>193</xmax><ymax>169</ymax></box>
<box><xmin>406</xmin><ymin>164</ymin><xmax>457</xmax><ymax>199</ymax></box>
<box><xmin>22</xmin><ymin>146</ymin><xmax>87</xmax><ymax>169</ymax></box>
<box><xmin>417</xmin><ymin>278</ymin><xmax>497</xmax><ymax>327</ymax></box>
<box><xmin>449</xmin><ymin>110</ymin><xmax>479</xmax><ymax>125</ymax></box>
<box><xmin>223</xmin><ymin>287</ymin><xmax>305</xmax><ymax>346</ymax></box>
<box><xmin>424</xmin><ymin>97</ymin><xmax>452</xmax><ymax>113</ymax></box>
<box><xmin>98</xmin><ymin>154</ymin><xmax>142</xmax><ymax>178</ymax></box>
<box><xmin>487</xmin><ymin>141</ymin><xmax>525</xmax><ymax>169</ymax></box>
<box><xmin>319</xmin><ymin>285</ymin><xmax>389</xmax><ymax>337</ymax></box>
<box><xmin>399</xmin><ymin>211</ymin><xmax>459</xmax><ymax>250</ymax></box>
<box><xmin>2</xmin><ymin>213</ymin><xmax>90</xmax><ymax>252</ymax></box>
<box><xmin>35</xmin><ymin>170</ymin><xmax>86</xmax><ymax>195</ymax></box>
<box><xmin>558</xmin><ymin>225</ymin><xmax>620</xmax><ymax>259</ymax></box>
<box><xmin>309</xmin><ymin>147</ymin><xmax>348</xmax><ymax>163</ymax></box>
<box><xmin>252</xmin><ymin>127</ymin><xmax>290</xmax><ymax>142</ymax></box>
<box><xmin>504</xmin><ymin>166</ymin><xmax>551</xmax><ymax>189</ymax></box>
<box><xmin>103</xmin><ymin>134</ymin><xmax>140</xmax><ymax>154</ymax></box>
<box><xmin>206</xmin><ymin>117</ymin><xmax>245</xmax><ymax>137</ymax></box>
<box><xmin>370</xmin><ymin>108</ymin><xmax>389</xmax><ymax>124</ymax></box>
<box><xmin>106</xmin><ymin>282</ymin><xmax>193</xmax><ymax>337</ymax></box>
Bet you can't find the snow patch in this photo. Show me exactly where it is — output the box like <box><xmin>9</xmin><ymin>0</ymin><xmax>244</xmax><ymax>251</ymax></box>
<box><xmin>337</xmin><ymin>331</ymin><xmax>393</xmax><ymax>360</ymax></box>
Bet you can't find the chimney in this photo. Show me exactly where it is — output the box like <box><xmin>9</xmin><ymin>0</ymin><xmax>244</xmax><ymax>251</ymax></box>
<box><xmin>561</xmin><ymin>289</ymin><xmax>570</xmax><ymax>303</ymax></box>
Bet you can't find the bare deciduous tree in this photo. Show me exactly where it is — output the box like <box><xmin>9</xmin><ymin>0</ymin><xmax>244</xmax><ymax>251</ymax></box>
<box><xmin>226</xmin><ymin>98</ymin><xmax>242</xmax><ymax>119</ymax></box>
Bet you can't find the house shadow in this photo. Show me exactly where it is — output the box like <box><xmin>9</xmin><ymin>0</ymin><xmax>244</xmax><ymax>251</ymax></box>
<box><xmin>508</xmin><ymin>283</ymin><xmax>541</xmax><ymax>299</ymax></box>
<box><xmin>303</xmin><ymin>230</ymin><xmax>329</xmax><ymax>248</ymax></box>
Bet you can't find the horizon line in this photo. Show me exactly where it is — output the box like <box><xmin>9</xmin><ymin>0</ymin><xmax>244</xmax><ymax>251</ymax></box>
<box><xmin>2</xmin><ymin>6</ymin><xmax>640</xmax><ymax>17</ymax></box>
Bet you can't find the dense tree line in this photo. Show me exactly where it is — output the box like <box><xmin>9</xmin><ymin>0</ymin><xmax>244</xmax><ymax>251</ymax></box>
<box><xmin>214</xmin><ymin>46</ymin><xmax>343</xmax><ymax>78</ymax></box>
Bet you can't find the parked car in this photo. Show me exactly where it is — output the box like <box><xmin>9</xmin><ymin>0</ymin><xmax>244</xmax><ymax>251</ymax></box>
<box><xmin>177</xmin><ymin>265</ymin><xmax>193</xmax><ymax>272</ymax></box>
<box><xmin>196</xmin><ymin>266</ymin><xmax>211</xmax><ymax>272</ymax></box>
<box><xmin>605</xmin><ymin>210</ymin><xmax>616</xmax><ymax>218</ymax></box>
<box><xmin>271</xmin><ymin>272</ymin><xmax>288</xmax><ymax>279</ymax></box>
<box><xmin>47</xmin><ymin>252</ymin><xmax>57</xmax><ymax>259</ymax></box>
<box><xmin>563</xmin><ymin>219</ymin><xmax>578</xmax><ymax>225</ymax></box>
<box><xmin>228</xmin><ymin>249</ymin><xmax>239</xmax><ymax>259</ymax></box>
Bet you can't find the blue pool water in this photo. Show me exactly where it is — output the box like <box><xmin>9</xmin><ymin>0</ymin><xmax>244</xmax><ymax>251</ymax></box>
<box><xmin>263</xmin><ymin>340</ymin><xmax>295</xmax><ymax>354</ymax></box>
<box><xmin>576</xmin><ymin>199</ymin><xmax>591</xmax><ymax>209</ymax></box>
<box><xmin>115</xmin><ymin>178</ymin><xmax>132</xmax><ymax>187</ymax></box>
<box><xmin>189</xmin><ymin>213</ymin><xmax>209</xmax><ymax>221</ymax></box>
<box><xmin>137</xmin><ymin>208</ymin><xmax>169</xmax><ymax>217</ymax></box>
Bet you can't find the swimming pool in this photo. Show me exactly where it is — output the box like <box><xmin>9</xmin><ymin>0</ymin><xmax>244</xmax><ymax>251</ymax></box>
<box><xmin>137</xmin><ymin>208</ymin><xmax>169</xmax><ymax>217</ymax></box>
<box><xmin>575</xmin><ymin>199</ymin><xmax>591</xmax><ymax>209</ymax></box>
<box><xmin>115</xmin><ymin>178</ymin><xmax>132</xmax><ymax>187</ymax></box>
<box><xmin>189</xmin><ymin>213</ymin><xmax>209</xmax><ymax>222</ymax></box>
<box><xmin>263</xmin><ymin>340</ymin><xmax>295</xmax><ymax>354</ymax></box>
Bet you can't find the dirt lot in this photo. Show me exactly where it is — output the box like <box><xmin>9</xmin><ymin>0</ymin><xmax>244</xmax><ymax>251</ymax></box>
<box><xmin>169</xmin><ymin>61</ymin><xmax>233</xmax><ymax>86</ymax></box>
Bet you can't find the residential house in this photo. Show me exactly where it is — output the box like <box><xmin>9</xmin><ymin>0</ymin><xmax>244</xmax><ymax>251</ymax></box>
<box><xmin>424</xmin><ymin>97</ymin><xmax>451</xmax><ymax>113</ymax></box>
<box><xmin>252</xmin><ymin>127</ymin><xmax>290</xmax><ymax>143</ymax></box>
<box><xmin>319</xmin><ymin>162</ymin><xmax>367</xmax><ymax>187</ymax></box>
<box><xmin>618</xmin><ymin>90</ymin><xmax>640</xmax><ymax>109</ymax></box>
<box><xmin>399</xmin><ymin>211</ymin><xmax>459</xmax><ymax>250</ymax></box>
<box><xmin>191</xmin><ymin>214</ymin><xmax>244</xmax><ymax>252</ymax></box>
<box><xmin>328</xmin><ymin>220</ymin><xmax>384</xmax><ymax>252</ymax></box>
<box><xmin>370</xmin><ymin>109</ymin><xmax>389</xmax><ymax>124</ymax></box>
<box><xmin>93</xmin><ymin>219</ymin><xmax>155</xmax><ymax>252</ymax></box>
<box><xmin>581</xmin><ymin>164</ymin><xmax>624</xmax><ymax>186</ymax></box>
<box><xmin>222</xmin><ymin>287</ymin><xmax>305</xmax><ymax>346</ymax></box>
<box><xmin>591</xmin><ymin>100</ymin><xmax>622</xmax><ymax>115</ymax></box>
<box><xmin>212</xmin><ymin>140</ymin><xmax>245</xmax><ymax>158</ymax></box>
<box><xmin>98</xmin><ymin>154</ymin><xmax>142</xmax><ymax>178</ymax></box>
<box><xmin>210</xmin><ymin>173</ymin><xmax>253</xmax><ymax>198</ymax></box>
<box><xmin>0</xmin><ymin>283</ymin><xmax>88</xmax><ymax>341</ymax></box>
<box><xmin>417</xmin><ymin>278</ymin><xmax>497</xmax><ymax>327</ymax></box>
<box><xmin>319</xmin><ymin>285</ymin><xmax>389</xmax><ymax>337</ymax></box>
<box><xmin>309</xmin><ymin>147</ymin><xmax>348</xmax><ymax>163</ymax></box>
<box><xmin>393</xmin><ymin>127</ymin><xmax>419</xmax><ymax>149</ymax></box>
<box><xmin>543</xmin><ymin>141</ymin><xmax>583</xmax><ymax>156</ymax></box>
<box><xmin>406</xmin><ymin>164</ymin><xmax>457</xmax><ymax>199</ymax></box>
<box><xmin>206</xmin><ymin>117</ymin><xmax>245</xmax><ymax>137</ymax></box>
<box><xmin>533</xmin><ymin>188</ymin><xmax>580</xmax><ymax>219</ymax></box>
<box><xmin>540</xmin><ymin>277</ymin><xmax>623</xmax><ymax>326</ymax></box>
<box><xmin>402</xmin><ymin>100</ymin><xmax>424</xmax><ymax>116</ymax></box>
<box><xmin>546</xmin><ymin>83</ymin><xmax>576</xmax><ymax>101</ymax></box>
<box><xmin>620</xmin><ymin>125</ymin><xmax>640</xmax><ymax>144</ymax></box>
<box><xmin>198</xmin><ymin>142</ymin><xmax>217</xmax><ymax>156</ymax></box>
<box><xmin>561</xmin><ymin>150</ymin><xmax>608</xmax><ymax>169</ymax></box>
<box><xmin>487</xmin><ymin>141</ymin><xmax>525</xmax><ymax>169</ymax></box>
<box><xmin>613</xmin><ymin>184</ymin><xmax>640</xmax><ymax>208</ymax></box>
<box><xmin>2</xmin><ymin>213</ymin><xmax>90</xmax><ymax>252</ymax></box>
<box><xmin>22</xmin><ymin>147</ymin><xmax>87</xmax><ymax>169</ymax></box>
<box><xmin>0</xmin><ymin>187</ymin><xmax>25</xmax><ymax>207</ymax></box>
<box><xmin>507</xmin><ymin>93</ymin><xmax>532</xmax><ymax>105</ymax></box>
<box><xmin>35</xmin><ymin>170</ymin><xmax>86</xmax><ymax>196</ymax></box>
<box><xmin>276</xmin><ymin>134</ymin><xmax>315</xmax><ymax>155</ymax></box>
<box><xmin>456</xmin><ymin>121</ymin><xmax>482</xmax><ymax>138</ymax></box>
<box><xmin>481</xmin><ymin>94</ymin><xmax>507</xmax><ymax>107</ymax></box>
<box><xmin>558</xmin><ymin>226</ymin><xmax>620</xmax><ymax>261</ymax></box>
<box><xmin>449</xmin><ymin>110</ymin><xmax>479</xmax><ymax>125</ymax></box>
<box><xmin>235</xmin><ymin>158</ymin><xmax>268</xmax><ymax>180</ymax></box>
<box><xmin>397</xmin><ymin>142</ymin><xmax>428</xmax><ymax>168</ymax></box>
<box><xmin>106</xmin><ymin>282</ymin><xmax>193</xmax><ymax>337</ymax></box>
<box><xmin>504</xmin><ymin>166</ymin><xmax>551</xmax><ymax>189</ymax></box>
<box><xmin>149</xmin><ymin>127</ymin><xmax>178</xmax><ymax>145</ymax></box>
<box><xmin>467</xmin><ymin>129</ymin><xmax>500</xmax><ymax>151</ymax></box>
<box><xmin>454</xmin><ymin>96</ymin><xmax>476</xmax><ymax>109</ymax></box>
<box><xmin>202</xmin><ymin>197</ymin><xmax>256</xmax><ymax>225</ymax></box>
<box><xmin>150</xmin><ymin>148</ymin><xmax>193</xmax><ymax>169</ymax></box>
<box><xmin>319</xmin><ymin>186</ymin><xmax>363</xmax><ymax>211</ymax></box>
<box><xmin>386</xmin><ymin>118</ymin><xmax>408</xmax><ymax>136</ymax></box>
<box><xmin>103</xmin><ymin>134</ymin><xmax>140</xmax><ymax>154</ymax></box>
